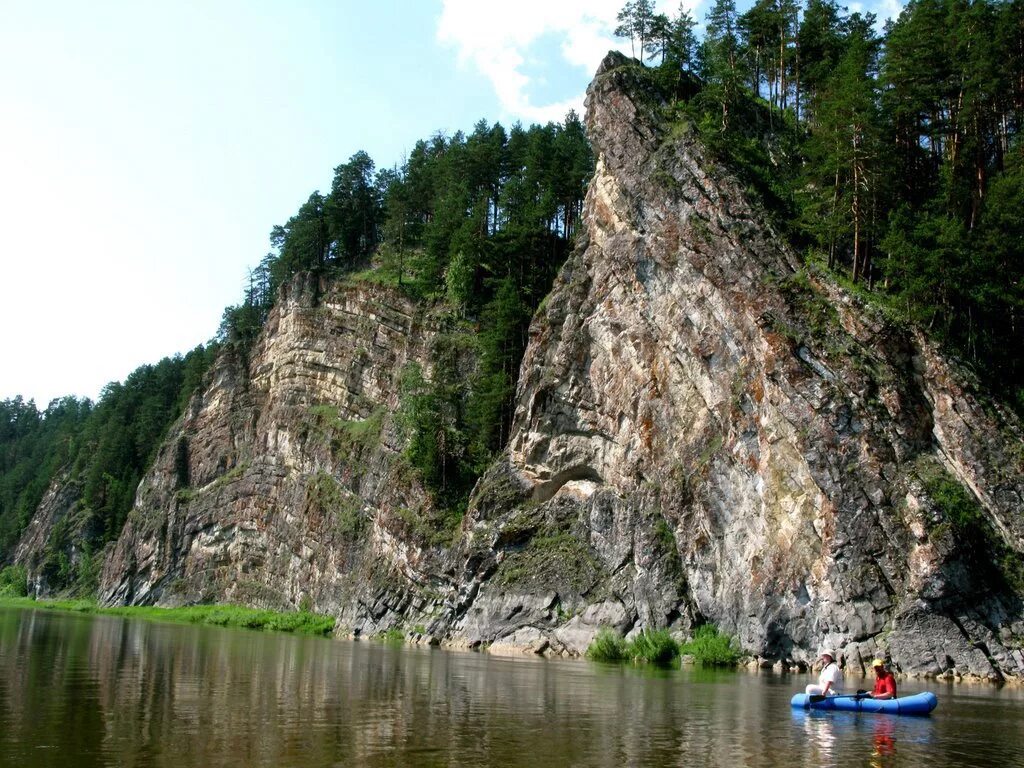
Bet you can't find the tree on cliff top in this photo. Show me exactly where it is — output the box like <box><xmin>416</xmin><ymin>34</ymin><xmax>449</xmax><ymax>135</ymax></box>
<box><xmin>615</xmin><ymin>0</ymin><xmax>657</xmax><ymax>61</ymax></box>
<box><xmin>327</xmin><ymin>150</ymin><xmax>381</xmax><ymax>266</ymax></box>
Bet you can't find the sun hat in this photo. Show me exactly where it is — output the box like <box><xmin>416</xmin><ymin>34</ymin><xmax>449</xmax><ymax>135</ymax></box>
<box><xmin>819</xmin><ymin>649</ymin><xmax>835</xmax><ymax>659</ymax></box>
<box><xmin>871</xmin><ymin>658</ymin><xmax>886</xmax><ymax>668</ymax></box>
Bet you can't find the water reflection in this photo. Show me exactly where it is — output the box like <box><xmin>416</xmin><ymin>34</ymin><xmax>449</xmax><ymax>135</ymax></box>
<box><xmin>796</xmin><ymin>711</ymin><xmax>839</xmax><ymax>766</ymax></box>
<box><xmin>0</xmin><ymin>607</ymin><xmax>1022</xmax><ymax>768</ymax></box>
<box><xmin>790</xmin><ymin>707</ymin><xmax>945</xmax><ymax>768</ymax></box>
<box><xmin>869</xmin><ymin>716</ymin><xmax>897</xmax><ymax>767</ymax></box>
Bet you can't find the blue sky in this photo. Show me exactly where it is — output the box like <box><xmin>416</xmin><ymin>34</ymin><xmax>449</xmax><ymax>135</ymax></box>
<box><xmin>0</xmin><ymin>0</ymin><xmax>904</xmax><ymax>406</ymax></box>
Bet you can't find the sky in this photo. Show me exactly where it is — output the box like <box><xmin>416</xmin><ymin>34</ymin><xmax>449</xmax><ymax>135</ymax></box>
<box><xmin>0</xmin><ymin>0</ymin><xmax>904</xmax><ymax>407</ymax></box>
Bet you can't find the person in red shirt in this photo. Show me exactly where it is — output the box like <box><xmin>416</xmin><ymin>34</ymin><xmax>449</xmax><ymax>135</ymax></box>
<box><xmin>868</xmin><ymin>658</ymin><xmax>897</xmax><ymax>700</ymax></box>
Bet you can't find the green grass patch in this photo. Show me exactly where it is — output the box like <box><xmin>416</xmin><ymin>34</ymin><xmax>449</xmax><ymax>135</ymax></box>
<box><xmin>586</xmin><ymin>628</ymin><xmax>630</xmax><ymax>663</ymax></box>
<box><xmin>586</xmin><ymin>623</ymin><xmax>742</xmax><ymax>668</ymax></box>
<box><xmin>308</xmin><ymin>405</ymin><xmax>387</xmax><ymax>463</ymax></box>
<box><xmin>378</xmin><ymin>627</ymin><xmax>405</xmax><ymax>644</ymax></box>
<box><xmin>585</xmin><ymin>628</ymin><xmax>680</xmax><ymax>667</ymax></box>
<box><xmin>630</xmin><ymin>628</ymin><xmax>680</xmax><ymax>666</ymax></box>
<box><xmin>0</xmin><ymin>598</ymin><xmax>336</xmax><ymax>636</ymax></box>
<box><xmin>342</xmin><ymin>250</ymin><xmax>425</xmax><ymax>298</ymax></box>
<box><xmin>210</xmin><ymin>462</ymin><xmax>250</xmax><ymax>490</ymax></box>
<box><xmin>678</xmin><ymin>624</ymin><xmax>743</xmax><ymax>666</ymax></box>
<box><xmin>496</xmin><ymin>531</ymin><xmax>603</xmax><ymax>593</ymax></box>
<box><xmin>307</xmin><ymin>472</ymin><xmax>365</xmax><ymax>538</ymax></box>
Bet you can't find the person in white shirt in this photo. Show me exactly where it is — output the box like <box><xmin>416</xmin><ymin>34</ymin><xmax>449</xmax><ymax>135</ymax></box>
<box><xmin>805</xmin><ymin>649</ymin><xmax>843</xmax><ymax>696</ymax></box>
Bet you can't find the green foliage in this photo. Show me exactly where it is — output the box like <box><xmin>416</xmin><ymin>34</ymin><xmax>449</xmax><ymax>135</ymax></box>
<box><xmin>678</xmin><ymin>623</ymin><xmax>743</xmax><ymax>666</ymax></box>
<box><xmin>466</xmin><ymin>277</ymin><xmax>530</xmax><ymax>468</ymax></box>
<box><xmin>615</xmin><ymin>0</ymin><xmax>1024</xmax><ymax>408</ymax></box>
<box><xmin>585</xmin><ymin>626</ymin><xmax>732</xmax><ymax>668</ymax></box>
<box><xmin>327</xmin><ymin>150</ymin><xmax>381</xmax><ymax>267</ymax></box>
<box><xmin>699</xmin><ymin>0</ymin><xmax>744</xmax><ymax>131</ymax></box>
<box><xmin>309</xmin><ymin>404</ymin><xmax>386</xmax><ymax>464</ymax></box>
<box><xmin>306</xmin><ymin>472</ymin><xmax>365</xmax><ymax>539</ymax></box>
<box><xmin>630</xmin><ymin>628</ymin><xmax>680</xmax><ymax>665</ymax></box>
<box><xmin>0</xmin><ymin>396</ymin><xmax>88</xmax><ymax>557</ymax></box>
<box><xmin>379</xmin><ymin>627</ymin><xmax>405</xmax><ymax>644</ymax></box>
<box><xmin>917</xmin><ymin>459</ymin><xmax>1024</xmax><ymax>592</ymax></box>
<box><xmin>496</xmin><ymin>530</ymin><xmax>603</xmax><ymax>592</ymax></box>
<box><xmin>586</xmin><ymin>628</ymin><xmax>631</xmax><ymax>663</ymax></box>
<box><xmin>924</xmin><ymin>469</ymin><xmax>987</xmax><ymax>545</ymax></box>
<box><xmin>205</xmin><ymin>113</ymin><xmax>592</xmax><ymax>539</ymax></box>
<box><xmin>0</xmin><ymin>565</ymin><xmax>27</xmax><ymax>597</ymax></box>
<box><xmin>397</xmin><ymin>356</ymin><xmax>473</xmax><ymax>510</ymax></box>
<box><xmin>653</xmin><ymin>516</ymin><xmax>676</xmax><ymax>551</ymax></box>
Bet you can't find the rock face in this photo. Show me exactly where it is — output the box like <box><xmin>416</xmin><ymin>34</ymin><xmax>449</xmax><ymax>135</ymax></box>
<box><xmin>99</xmin><ymin>275</ymin><xmax>456</xmax><ymax>633</ymax></box>
<box><xmin>12</xmin><ymin>473</ymin><xmax>81</xmax><ymax>595</ymax></box>
<box><xmin>446</xmin><ymin>53</ymin><xmax>1024</xmax><ymax>679</ymax></box>
<box><xmin>35</xmin><ymin>51</ymin><xmax>1019</xmax><ymax>680</ymax></box>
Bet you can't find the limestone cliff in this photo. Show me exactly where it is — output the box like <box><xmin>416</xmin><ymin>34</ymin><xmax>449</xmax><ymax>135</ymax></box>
<box><xmin>66</xmin><ymin>52</ymin><xmax>1024</xmax><ymax>680</ymax></box>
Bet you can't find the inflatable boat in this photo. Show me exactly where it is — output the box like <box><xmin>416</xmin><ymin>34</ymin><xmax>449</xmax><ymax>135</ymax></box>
<box><xmin>790</xmin><ymin>691</ymin><xmax>938</xmax><ymax>715</ymax></box>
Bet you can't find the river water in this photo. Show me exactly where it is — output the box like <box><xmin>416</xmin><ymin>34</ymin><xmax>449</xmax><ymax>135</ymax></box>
<box><xmin>1</xmin><ymin>606</ymin><xmax>1022</xmax><ymax>767</ymax></box>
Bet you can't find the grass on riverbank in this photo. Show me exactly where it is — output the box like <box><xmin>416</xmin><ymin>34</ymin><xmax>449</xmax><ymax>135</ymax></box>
<box><xmin>586</xmin><ymin>624</ymin><xmax>742</xmax><ymax>668</ymax></box>
<box><xmin>0</xmin><ymin>597</ymin><xmax>336</xmax><ymax>636</ymax></box>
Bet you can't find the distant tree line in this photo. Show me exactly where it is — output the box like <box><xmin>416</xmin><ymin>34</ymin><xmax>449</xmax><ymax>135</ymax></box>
<box><xmin>618</xmin><ymin>0</ymin><xmax>1024</xmax><ymax>407</ymax></box>
<box><xmin>0</xmin><ymin>346</ymin><xmax>214</xmax><ymax>592</ymax></box>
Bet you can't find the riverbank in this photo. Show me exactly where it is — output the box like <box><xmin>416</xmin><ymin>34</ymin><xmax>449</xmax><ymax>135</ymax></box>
<box><xmin>0</xmin><ymin>597</ymin><xmax>335</xmax><ymax>636</ymax></box>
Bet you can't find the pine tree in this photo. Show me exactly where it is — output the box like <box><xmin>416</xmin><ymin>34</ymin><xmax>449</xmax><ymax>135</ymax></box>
<box><xmin>327</xmin><ymin>150</ymin><xmax>380</xmax><ymax>266</ymax></box>
<box><xmin>615</xmin><ymin>0</ymin><xmax>657</xmax><ymax>62</ymax></box>
<box><xmin>667</xmin><ymin>5</ymin><xmax>698</xmax><ymax>71</ymax></box>
<box><xmin>802</xmin><ymin>14</ymin><xmax>883</xmax><ymax>281</ymax></box>
<box><xmin>701</xmin><ymin>0</ymin><xmax>744</xmax><ymax>130</ymax></box>
<box><xmin>798</xmin><ymin>0</ymin><xmax>846</xmax><ymax>126</ymax></box>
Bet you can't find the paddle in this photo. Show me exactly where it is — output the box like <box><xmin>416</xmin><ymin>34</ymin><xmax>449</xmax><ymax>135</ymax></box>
<box><xmin>809</xmin><ymin>689</ymin><xmax>869</xmax><ymax>704</ymax></box>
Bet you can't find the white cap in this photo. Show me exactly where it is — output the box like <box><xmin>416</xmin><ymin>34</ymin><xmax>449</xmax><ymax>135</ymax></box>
<box><xmin>819</xmin><ymin>649</ymin><xmax>836</xmax><ymax>659</ymax></box>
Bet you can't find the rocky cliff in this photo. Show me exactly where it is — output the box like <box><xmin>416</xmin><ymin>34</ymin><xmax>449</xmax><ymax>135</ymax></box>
<box><xmin>453</xmin><ymin>53</ymin><xmax>1024</xmax><ymax>680</ymax></box>
<box><xmin>23</xmin><ymin>52</ymin><xmax>1020</xmax><ymax>681</ymax></box>
<box><xmin>98</xmin><ymin>274</ymin><xmax>458</xmax><ymax>631</ymax></box>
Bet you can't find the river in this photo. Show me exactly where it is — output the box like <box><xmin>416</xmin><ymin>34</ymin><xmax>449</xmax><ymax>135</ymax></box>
<box><xmin>1</xmin><ymin>606</ymin><xmax>1022</xmax><ymax>767</ymax></box>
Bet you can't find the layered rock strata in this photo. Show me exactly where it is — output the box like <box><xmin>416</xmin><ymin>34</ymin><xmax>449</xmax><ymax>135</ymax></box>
<box><xmin>99</xmin><ymin>275</ymin><xmax>454</xmax><ymax>631</ymax></box>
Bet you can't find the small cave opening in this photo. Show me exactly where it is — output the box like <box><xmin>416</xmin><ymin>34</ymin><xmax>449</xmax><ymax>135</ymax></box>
<box><xmin>532</xmin><ymin>465</ymin><xmax>604</xmax><ymax>503</ymax></box>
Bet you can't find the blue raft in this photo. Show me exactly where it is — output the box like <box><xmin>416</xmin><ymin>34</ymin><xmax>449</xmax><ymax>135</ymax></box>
<box><xmin>790</xmin><ymin>691</ymin><xmax>938</xmax><ymax>716</ymax></box>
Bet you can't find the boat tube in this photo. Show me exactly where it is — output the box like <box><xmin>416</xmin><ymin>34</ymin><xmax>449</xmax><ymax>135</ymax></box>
<box><xmin>790</xmin><ymin>691</ymin><xmax>938</xmax><ymax>716</ymax></box>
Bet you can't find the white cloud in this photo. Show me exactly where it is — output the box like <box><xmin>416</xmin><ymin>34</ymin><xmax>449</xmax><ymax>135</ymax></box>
<box><xmin>439</xmin><ymin>0</ymin><xmax>904</xmax><ymax>124</ymax></box>
<box><xmin>437</xmin><ymin>0</ymin><xmax>692</xmax><ymax>124</ymax></box>
<box><xmin>872</xmin><ymin>0</ymin><xmax>906</xmax><ymax>25</ymax></box>
<box><xmin>835</xmin><ymin>0</ymin><xmax>905</xmax><ymax>29</ymax></box>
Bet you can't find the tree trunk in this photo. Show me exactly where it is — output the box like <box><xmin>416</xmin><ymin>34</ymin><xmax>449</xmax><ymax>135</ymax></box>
<box><xmin>794</xmin><ymin>37</ymin><xmax>801</xmax><ymax>123</ymax></box>
<box><xmin>851</xmin><ymin>130</ymin><xmax>862</xmax><ymax>284</ymax></box>
<box><xmin>780</xmin><ymin>30</ymin><xmax>786</xmax><ymax>111</ymax></box>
